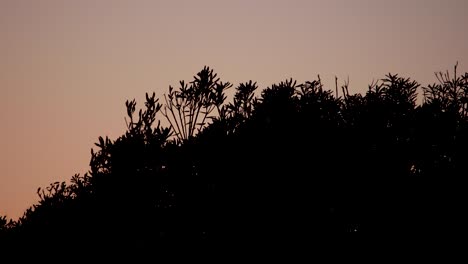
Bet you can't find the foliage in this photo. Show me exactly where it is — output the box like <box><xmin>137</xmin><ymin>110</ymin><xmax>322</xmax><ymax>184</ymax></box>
<box><xmin>423</xmin><ymin>62</ymin><xmax>468</xmax><ymax>117</ymax></box>
<box><xmin>161</xmin><ymin>66</ymin><xmax>232</xmax><ymax>142</ymax></box>
<box><xmin>1</xmin><ymin>65</ymin><xmax>467</xmax><ymax>253</ymax></box>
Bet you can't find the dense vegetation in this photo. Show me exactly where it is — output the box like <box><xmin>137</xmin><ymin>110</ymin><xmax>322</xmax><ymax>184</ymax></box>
<box><xmin>1</xmin><ymin>65</ymin><xmax>467</xmax><ymax>253</ymax></box>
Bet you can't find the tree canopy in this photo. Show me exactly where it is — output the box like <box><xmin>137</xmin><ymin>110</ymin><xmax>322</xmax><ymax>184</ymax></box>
<box><xmin>1</xmin><ymin>65</ymin><xmax>467</xmax><ymax>255</ymax></box>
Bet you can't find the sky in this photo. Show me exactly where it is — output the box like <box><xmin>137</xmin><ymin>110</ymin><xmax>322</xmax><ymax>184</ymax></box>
<box><xmin>1</xmin><ymin>0</ymin><xmax>467</xmax><ymax>219</ymax></box>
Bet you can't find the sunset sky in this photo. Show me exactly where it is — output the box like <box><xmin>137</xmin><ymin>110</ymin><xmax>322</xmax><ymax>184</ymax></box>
<box><xmin>1</xmin><ymin>0</ymin><xmax>467</xmax><ymax>219</ymax></box>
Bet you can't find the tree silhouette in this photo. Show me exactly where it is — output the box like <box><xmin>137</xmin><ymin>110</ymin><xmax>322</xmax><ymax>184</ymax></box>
<box><xmin>1</xmin><ymin>65</ymin><xmax>468</xmax><ymax>255</ymax></box>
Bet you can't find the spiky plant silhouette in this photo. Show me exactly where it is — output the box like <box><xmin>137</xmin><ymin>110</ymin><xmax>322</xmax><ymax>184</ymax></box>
<box><xmin>161</xmin><ymin>66</ymin><xmax>232</xmax><ymax>142</ymax></box>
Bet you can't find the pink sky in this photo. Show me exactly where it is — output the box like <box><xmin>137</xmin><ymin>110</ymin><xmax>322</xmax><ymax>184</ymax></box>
<box><xmin>1</xmin><ymin>0</ymin><xmax>467</xmax><ymax>219</ymax></box>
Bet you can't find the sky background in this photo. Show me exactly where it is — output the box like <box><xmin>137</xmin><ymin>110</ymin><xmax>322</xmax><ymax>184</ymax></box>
<box><xmin>1</xmin><ymin>0</ymin><xmax>467</xmax><ymax>219</ymax></box>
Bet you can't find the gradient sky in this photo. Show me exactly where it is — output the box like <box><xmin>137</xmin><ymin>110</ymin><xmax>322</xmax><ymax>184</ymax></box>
<box><xmin>1</xmin><ymin>0</ymin><xmax>467</xmax><ymax>219</ymax></box>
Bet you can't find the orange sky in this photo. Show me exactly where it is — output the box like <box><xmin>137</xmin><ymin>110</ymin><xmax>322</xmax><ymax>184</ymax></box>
<box><xmin>1</xmin><ymin>0</ymin><xmax>467</xmax><ymax>219</ymax></box>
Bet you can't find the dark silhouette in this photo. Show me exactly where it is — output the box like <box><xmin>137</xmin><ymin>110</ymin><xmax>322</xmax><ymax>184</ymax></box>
<box><xmin>1</xmin><ymin>65</ymin><xmax>467</xmax><ymax>255</ymax></box>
